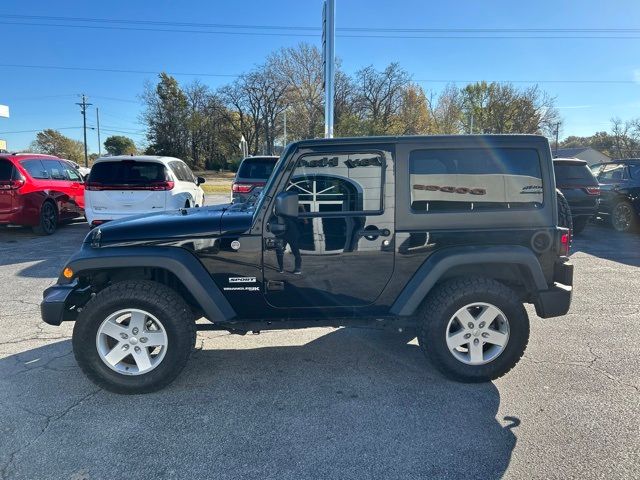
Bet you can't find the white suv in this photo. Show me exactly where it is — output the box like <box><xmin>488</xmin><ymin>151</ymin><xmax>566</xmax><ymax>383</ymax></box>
<box><xmin>85</xmin><ymin>156</ymin><xmax>206</xmax><ymax>227</ymax></box>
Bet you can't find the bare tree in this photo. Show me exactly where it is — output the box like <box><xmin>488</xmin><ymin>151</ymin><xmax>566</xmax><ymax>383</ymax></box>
<box><xmin>354</xmin><ymin>63</ymin><xmax>411</xmax><ymax>134</ymax></box>
<box><xmin>269</xmin><ymin>43</ymin><xmax>323</xmax><ymax>140</ymax></box>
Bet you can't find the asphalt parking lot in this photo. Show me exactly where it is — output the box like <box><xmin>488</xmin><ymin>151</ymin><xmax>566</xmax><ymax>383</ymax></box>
<box><xmin>0</xmin><ymin>201</ymin><xmax>638</xmax><ymax>479</ymax></box>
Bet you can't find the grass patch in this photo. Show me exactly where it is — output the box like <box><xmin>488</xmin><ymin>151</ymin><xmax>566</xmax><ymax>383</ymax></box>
<box><xmin>201</xmin><ymin>183</ymin><xmax>231</xmax><ymax>194</ymax></box>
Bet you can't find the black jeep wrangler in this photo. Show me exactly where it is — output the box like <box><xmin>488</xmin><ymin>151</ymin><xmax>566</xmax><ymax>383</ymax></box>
<box><xmin>41</xmin><ymin>135</ymin><xmax>573</xmax><ymax>394</ymax></box>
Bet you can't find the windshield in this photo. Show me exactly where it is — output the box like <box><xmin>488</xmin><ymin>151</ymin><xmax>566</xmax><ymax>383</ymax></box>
<box><xmin>227</xmin><ymin>187</ymin><xmax>265</xmax><ymax>213</ymax></box>
<box><xmin>237</xmin><ymin>158</ymin><xmax>277</xmax><ymax>179</ymax></box>
<box><xmin>251</xmin><ymin>149</ymin><xmax>289</xmax><ymax>219</ymax></box>
<box><xmin>89</xmin><ymin>161</ymin><xmax>169</xmax><ymax>185</ymax></box>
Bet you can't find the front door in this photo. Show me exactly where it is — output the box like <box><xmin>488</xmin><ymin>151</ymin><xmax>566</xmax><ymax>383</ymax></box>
<box><xmin>262</xmin><ymin>145</ymin><xmax>395</xmax><ymax>310</ymax></box>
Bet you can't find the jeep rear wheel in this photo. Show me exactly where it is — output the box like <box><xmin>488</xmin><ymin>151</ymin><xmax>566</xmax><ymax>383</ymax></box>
<box><xmin>418</xmin><ymin>277</ymin><xmax>529</xmax><ymax>383</ymax></box>
<box><xmin>72</xmin><ymin>280</ymin><xmax>195</xmax><ymax>394</ymax></box>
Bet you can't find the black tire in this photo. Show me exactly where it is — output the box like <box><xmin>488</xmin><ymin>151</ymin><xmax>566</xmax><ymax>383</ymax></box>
<box><xmin>572</xmin><ymin>216</ymin><xmax>589</xmax><ymax>235</ymax></box>
<box><xmin>611</xmin><ymin>200</ymin><xmax>638</xmax><ymax>233</ymax></box>
<box><xmin>418</xmin><ymin>277</ymin><xmax>529</xmax><ymax>383</ymax></box>
<box><xmin>72</xmin><ymin>280</ymin><xmax>196</xmax><ymax>394</ymax></box>
<box><xmin>32</xmin><ymin>200</ymin><xmax>58</xmax><ymax>235</ymax></box>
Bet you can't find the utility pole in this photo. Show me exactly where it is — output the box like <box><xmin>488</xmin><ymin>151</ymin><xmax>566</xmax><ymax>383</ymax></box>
<box><xmin>322</xmin><ymin>0</ymin><xmax>336</xmax><ymax>138</ymax></box>
<box><xmin>96</xmin><ymin>107</ymin><xmax>101</xmax><ymax>157</ymax></box>
<box><xmin>283</xmin><ymin>109</ymin><xmax>287</xmax><ymax>147</ymax></box>
<box><xmin>554</xmin><ymin>122</ymin><xmax>561</xmax><ymax>157</ymax></box>
<box><xmin>470</xmin><ymin>114</ymin><xmax>474</xmax><ymax>134</ymax></box>
<box><xmin>76</xmin><ymin>94</ymin><xmax>92</xmax><ymax>167</ymax></box>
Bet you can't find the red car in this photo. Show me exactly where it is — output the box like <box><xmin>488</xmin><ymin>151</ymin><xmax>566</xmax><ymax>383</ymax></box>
<box><xmin>0</xmin><ymin>153</ymin><xmax>85</xmax><ymax>234</ymax></box>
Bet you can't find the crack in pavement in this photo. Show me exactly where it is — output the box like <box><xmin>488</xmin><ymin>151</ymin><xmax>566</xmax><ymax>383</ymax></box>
<box><xmin>0</xmin><ymin>388</ymin><xmax>101</xmax><ymax>480</ymax></box>
<box><xmin>522</xmin><ymin>352</ymin><xmax>639</xmax><ymax>393</ymax></box>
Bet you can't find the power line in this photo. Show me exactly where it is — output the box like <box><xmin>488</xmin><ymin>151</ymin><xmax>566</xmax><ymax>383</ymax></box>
<box><xmin>2</xmin><ymin>20</ymin><xmax>640</xmax><ymax>39</ymax></box>
<box><xmin>0</xmin><ymin>63</ymin><xmax>238</xmax><ymax>77</ymax></box>
<box><xmin>3</xmin><ymin>14</ymin><xmax>640</xmax><ymax>34</ymax></box>
<box><xmin>0</xmin><ymin>127</ymin><xmax>82</xmax><ymax>134</ymax></box>
<box><xmin>0</xmin><ymin>63</ymin><xmax>637</xmax><ymax>85</ymax></box>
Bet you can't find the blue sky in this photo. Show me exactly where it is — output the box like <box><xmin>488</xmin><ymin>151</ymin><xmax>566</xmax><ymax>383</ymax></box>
<box><xmin>1</xmin><ymin>0</ymin><xmax>639</xmax><ymax>152</ymax></box>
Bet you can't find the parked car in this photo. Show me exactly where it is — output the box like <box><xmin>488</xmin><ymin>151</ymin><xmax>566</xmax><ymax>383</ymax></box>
<box><xmin>592</xmin><ymin>159</ymin><xmax>640</xmax><ymax>232</ymax></box>
<box><xmin>63</xmin><ymin>159</ymin><xmax>91</xmax><ymax>178</ymax></box>
<box><xmin>0</xmin><ymin>153</ymin><xmax>85</xmax><ymax>234</ymax></box>
<box><xmin>232</xmin><ymin>156</ymin><xmax>279</xmax><ymax>203</ymax></box>
<box><xmin>553</xmin><ymin>158</ymin><xmax>600</xmax><ymax>234</ymax></box>
<box><xmin>41</xmin><ymin>135</ymin><xmax>573</xmax><ymax>394</ymax></box>
<box><xmin>84</xmin><ymin>156</ymin><xmax>206</xmax><ymax>227</ymax></box>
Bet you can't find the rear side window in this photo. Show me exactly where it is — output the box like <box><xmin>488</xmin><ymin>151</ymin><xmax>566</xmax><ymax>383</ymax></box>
<box><xmin>410</xmin><ymin>148</ymin><xmax>543</xmax><ymax>212</ymax></box>
<box><xmin>629</xmin><ymin>164</ymin><xmax>640</xmax><ymax>179</ymax></box>
<box><xmin>41</xmin><ymin>160</ymin><xmax>67</xmax><ymax>180</ymax></box>
<box><xmin>169</xmin><ymin>161</ymin><xmax>194</xmax><ymax>182</ymax></box>
<box><xmin>554</xmin><ymin>164</ymin><xmax>597</xmax><ymax>183</ymax></box>
<box><xmin>89</xmin><ymin>161</ymin><xmax>169</xmax><ymax>185</ymax></box>
<box><xmin>0</xmin><ymin>159</ymin><xmax>15</xmax><ymax>180</ymax></box>
<box><xmin>20</xmin><ymin>159</ymin><xmax>50</xmax><ymax>179</ymax></box>
<box><xmin>238</xmin><ymin>159</ymin><xmax>277</xmax><ymax>180</ymax></box>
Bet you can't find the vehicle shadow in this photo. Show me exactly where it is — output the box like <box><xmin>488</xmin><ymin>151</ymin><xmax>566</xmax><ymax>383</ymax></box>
<box><xmin>0</xmin><ymin>328</ymin><xmax>518</xmax><ymax>479</ymax></box>
<box><xmin>571</xmin><ymin>222</ymin><xmax>640</xmax><ymax>267</ymax></box>
<box><xmin>0</xmin><ymin>221</ymin><xmax>87</xmax><ymax>278</ymax></box>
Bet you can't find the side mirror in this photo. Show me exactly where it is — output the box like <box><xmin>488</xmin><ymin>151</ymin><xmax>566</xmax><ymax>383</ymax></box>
<box><xmin>196</xmin><ymin>176</ymin><xmax>206</xmax><ymax>186</ymax></box>
<box><xmin>274</xmin><ymin>191</ymin><xmax>299</xmax><ymax>217</ymax></box>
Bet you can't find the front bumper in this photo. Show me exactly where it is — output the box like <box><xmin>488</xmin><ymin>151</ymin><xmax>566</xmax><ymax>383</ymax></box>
<box><xmin>40</xmin><ymin>281</ymin><xmax>84</xmax><ymax>326</ymax></box>
<box><xmin>533</xmin><ymin>261</ymin><xmax>573</xmax><ymax>318</ymax></box>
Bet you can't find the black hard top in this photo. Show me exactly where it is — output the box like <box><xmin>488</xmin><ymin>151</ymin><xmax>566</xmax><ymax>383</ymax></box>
<box><xmin>291</xmin><ymin>134</ymin><xmax>548</xmax><ymax>148</ymax></box>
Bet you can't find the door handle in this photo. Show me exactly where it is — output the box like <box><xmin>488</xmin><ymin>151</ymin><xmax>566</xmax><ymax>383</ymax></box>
<box><xmin>357</xmin><ymin>228</ymin><xmax>391</xmax><ymax>239</ymax></box>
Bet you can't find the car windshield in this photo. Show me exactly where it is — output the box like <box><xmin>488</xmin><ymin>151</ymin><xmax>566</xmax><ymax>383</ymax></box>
<box><xmin>251</xmin><ymin>150</ymin><xmax>288</xmax><ymax>219</ymax></box>
<box><xmin>554</xmin><ymin>164</ymin><xmax>597</xmax><ymax>183</ymax></box>
<box><xmin>227</xmin><ymin>188</ymin><xmax>265</xmax><ymax>213</ymax></box>
<box><xmin>237</xmin><ymin>158</ymin><xmax>277</xmax><ymax>179</ymax></box>
<box><xmin>0</xmin><ymin>159</ymin><xmax>13</xmax><ymax>180</ymax></box>
<box><xmin>89</xmin><ymin>160</ymin><xmax>168</xmax><ymax>185</ymax></box>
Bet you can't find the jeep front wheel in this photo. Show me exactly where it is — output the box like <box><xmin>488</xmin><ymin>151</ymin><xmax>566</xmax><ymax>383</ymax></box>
<box><xmin>418</xmin><ymin>277</ymin><xmax>529</xmax><ymax>383</ymax></box>
<box><xmin>72</xmin><ymin>280</ymin><xmax>196</xmax><ymax>394</ymax></box>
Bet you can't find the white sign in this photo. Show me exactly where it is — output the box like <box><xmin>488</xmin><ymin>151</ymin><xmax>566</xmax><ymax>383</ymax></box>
<box><xmin>0</xmin><ymin>105</ymin><xmax>9</xmax><ymax>118</ymax></box>
<box><xmin>0</xmin><ymin>140</ymin><xmax>6</xmax><ymax>150</ymax></box>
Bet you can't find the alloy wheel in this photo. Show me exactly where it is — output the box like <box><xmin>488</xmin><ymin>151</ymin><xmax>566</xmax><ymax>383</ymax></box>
<box><xmin>96</xmin><ymin>309</ymin><xmax>169</xmax><ymax>375</ymax></box>
<box><xmin>445</xmin><ymin>302</ymin><xmax>510</xmax><ymax>365</ymax></box>
<box><xmin>612</xmin><ymin>203</ymin><xmax>633</xmax><ymax>232</ymax></box>
<box><xmin>42</xmin><ymin>203</ymin><xmax>57</xmax><ymax>234</ymax></box>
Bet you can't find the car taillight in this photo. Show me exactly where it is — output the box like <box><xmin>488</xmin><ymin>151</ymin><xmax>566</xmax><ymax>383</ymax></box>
<box><xmin>232</xmin><ymin>183</ymin><xmax>260</xmax><ymax>193</ymax></box>
<box><xmin>0</xmin><ymin>179</ymin><xmax>25</xmax><ymax>190</ymax></box>
<box><xmin>560</xmin><ymin>231</ymin><xmax>570</xmax><ymax>256</ymax></box>
<box><xmin>583</xmin><ymin>186</ymin><xmax>600</xmax><ymax>195</ymax></box>
<box><xmin>149</xmin><ymin>181</ymin><xmax>174</xmax><ymax>191</ymax></box>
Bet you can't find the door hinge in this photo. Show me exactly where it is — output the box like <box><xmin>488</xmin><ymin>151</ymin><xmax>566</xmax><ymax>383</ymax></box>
<box><xmin>266</xmin><ymin>280</ymin><xmax>285</xmax><ymax>291</ymax></box>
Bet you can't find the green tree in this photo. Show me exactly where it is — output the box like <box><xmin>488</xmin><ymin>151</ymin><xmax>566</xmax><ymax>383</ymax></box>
<box><xmin>104</xmin><ymin>135</ymin><xmax>137</xmax><ymax>156</ymax></box>
<box><xmin>458</xmin><ymin>82</ymin><xmax>559</xmax><ymax>136</ymax></box>
<box><xmin>29</xmin><ymin>129</ymin><xmax>85</xmax><ymax>163</ymax></box>
<box><xmin>142</xmin><ymin>72</ymin><xmax>189</xmax><ymax>160</ymax></box>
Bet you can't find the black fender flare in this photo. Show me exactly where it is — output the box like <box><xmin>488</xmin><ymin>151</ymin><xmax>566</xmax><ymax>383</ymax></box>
<box><xmin>60</xmin><ymin>246</ymin><xmax>235</xmax><ymax>322</ymax></box>
<box><xmin>390</xmin><ymin>245</ymin><xmax>548</xmax><ymax>316</ymax></box>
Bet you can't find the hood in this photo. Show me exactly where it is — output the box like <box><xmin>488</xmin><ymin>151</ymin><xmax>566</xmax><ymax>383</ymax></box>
<box><xmin>89</xmin><ymin>203</ymin><xmax>253</xmax><ymax>246</ymax></box>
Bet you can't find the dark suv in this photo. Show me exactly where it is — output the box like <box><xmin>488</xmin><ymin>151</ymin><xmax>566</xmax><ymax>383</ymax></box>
<box><xmin>41</xmin><ymin>135</ymin><xmax>573</xmax><ymax>394</ymax></box>
<box><xmin>553</xmin><ymin>158</ymin><xmax>600</xmax><ymax>234</ymax></box>
<box><xmin>592</xmin><ymin>160</ymin><xmax>640</xmax><ymax>232</ymax></box>
<box><xmin>232</xmin><ymin>156</ymin><xmax>279</xmax><ymax>202</ymax></box>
